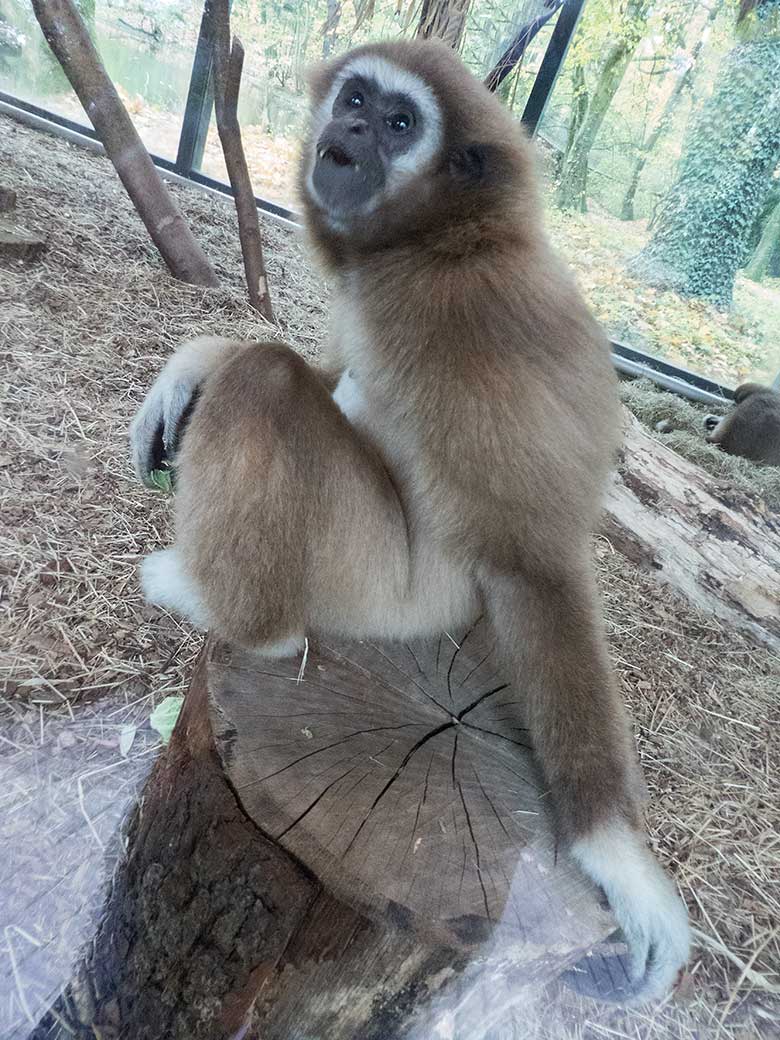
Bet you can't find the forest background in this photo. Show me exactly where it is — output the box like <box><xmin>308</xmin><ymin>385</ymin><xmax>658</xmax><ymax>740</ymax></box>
<box><xmin>2</xmin><ymin>0</ymin><xmax>779</xmax><ymax>387</ymax></box>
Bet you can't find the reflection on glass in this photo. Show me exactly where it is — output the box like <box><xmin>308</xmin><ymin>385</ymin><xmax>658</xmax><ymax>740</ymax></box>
<box><xmin>0</xmin><ymin>0</ymin><xmax>203</xmax><ymax>161</ymax></box>
<box><xmin>538</xmin><ymin>0</ymin><xmax>780</xmax><ymax>387</ymax></box>
<box><xmin>197</xmin><ymin>0</ymin><xmax>558</xmax><ymax>209</ymax></box>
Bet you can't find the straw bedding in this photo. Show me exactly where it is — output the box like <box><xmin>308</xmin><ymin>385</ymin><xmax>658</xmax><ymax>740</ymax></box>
<box><xmin>0</xmin><ymin>114</ymin><xmax>777</xmax><ymax>1038</ymax></box>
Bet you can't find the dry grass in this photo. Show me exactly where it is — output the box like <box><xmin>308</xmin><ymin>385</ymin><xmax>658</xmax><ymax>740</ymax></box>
<box><xmin>1</xmin><ymin>114</ymin><xmax>778</xmax><ymax>1039</ymax></box>
<box><xmin>619</xmin><ymin>378</ymin><xmax>780</xmax><ymax>514</ymax></box>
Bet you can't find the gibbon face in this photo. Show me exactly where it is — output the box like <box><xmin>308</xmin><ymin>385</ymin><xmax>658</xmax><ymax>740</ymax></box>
<box><xmin>300</xmin><ymin>41</ymin><xmax>532</xmax><ymax>248</ymax></box>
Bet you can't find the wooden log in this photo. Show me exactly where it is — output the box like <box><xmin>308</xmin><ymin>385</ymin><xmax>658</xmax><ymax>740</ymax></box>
<box><xmin>0</xmin><ymin>186</ymin><xmax>17</xmax><ymax>212</ymax></box>
<box><xmin>31</xmin><ymin>0</ymin><xmax>219</xmax><ymax>289</ymax></box>
<box><xmin>0</xmin><ymin>217</ymin><xmax>46</xmax><ymax>261</ymax></box>
<box><xmin>32</xmin><ymin>622</ymin><xmax>619</xmax><ymax>1040</ymax></box>
<box><xmin>603</xmin><ymin>411</ymin><xmax>780</xmax><ymax>650</ymax></box>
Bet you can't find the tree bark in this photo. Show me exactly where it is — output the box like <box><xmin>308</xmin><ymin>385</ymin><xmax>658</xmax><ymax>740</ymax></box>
<box><xmin>322</xmin><ymin>0</ymin><xmax>342</xmax><ymax>58</ymax></box>
<box><xmin>416</xmin><ymin>0</ymin><xmax>472</xmax><ymax>50</ymax></box>
<box><xmin>484</xmin><ymin>2</ymin><xmax>562</xmax><ymax>94</ymax></box>
<box><xmin>620</xmin><ymin>6</ymin><xmax>717</xmax><ymax>222</ymax></box>
<box><xmin>31</xmin><ymin>0</ymin><xmax>219</xmax><ymax>289</ymax></box>
<box><xmin>631</xmin><ymin>34</ymin><xmax>780</xmax><ymax>307</ymax></box>
<box><xmin>30</xmin><ymin>626</ymin><xmax>618</xmax><ymax>1039</ymax></box>
<box><xmin>603</xmin><ymin>410</ymin><xmax>780</xmax><ymax>651</ymax></box>
<box><xmin>744</xmin><ymin>192</ymin><xmax>780</xmax><ymax>282</ymax></box>
<box><xmin>555</xmin><ymin>0</ymin><xmax>651</xmax><ymax>212</ymax></box>
<box><xmin>209</xmin><ymin>1</ymin><xmax>275</xmax><ymax>323</ymax></box>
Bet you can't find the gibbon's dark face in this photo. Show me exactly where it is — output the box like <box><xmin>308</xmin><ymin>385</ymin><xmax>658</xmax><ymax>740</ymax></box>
<box><xmin>307</xmin><ymin>54</ymin><xmax>443</xmax><ymax>225</ymax></box>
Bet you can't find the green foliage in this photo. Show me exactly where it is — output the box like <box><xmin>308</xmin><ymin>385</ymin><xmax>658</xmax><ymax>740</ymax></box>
<box><xmin>149</xmin><ymin>695</ymin><xmax>184</xmax><ymax>745</ymax></box>
<box><xmin>633</xmin><ymin>37</ymin><xmax>780</xmax><ymax>307</ymax></box>
<box><xmin>148</xmin><ymin>467</ymin><xmax>173</xmax><ymax>495</ymax></box>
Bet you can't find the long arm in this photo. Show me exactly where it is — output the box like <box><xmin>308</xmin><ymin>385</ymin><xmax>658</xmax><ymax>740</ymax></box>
<box><xmin>482</xmin><ymin>565</ymin><xmax>690</xmax><ymax>1002</ymax></box>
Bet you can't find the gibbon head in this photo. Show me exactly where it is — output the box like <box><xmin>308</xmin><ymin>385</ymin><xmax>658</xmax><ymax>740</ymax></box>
<box><xmin>299</xmin><ymin>40</ymin><xmax>537</xmax><ymax>253</ymax></box>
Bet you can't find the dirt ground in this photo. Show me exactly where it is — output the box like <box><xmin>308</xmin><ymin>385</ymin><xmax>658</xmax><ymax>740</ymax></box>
<box><xmin>1</xmin><ymin>114</ymin><xmax>778</xmax><ymax>1039</ymax></box>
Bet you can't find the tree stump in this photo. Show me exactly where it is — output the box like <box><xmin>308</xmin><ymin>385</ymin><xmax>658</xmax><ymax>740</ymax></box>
<box><xmin>32</xmin><ymin>620</ymin><xmax>618</xmax><ymax>1040</ymax></box>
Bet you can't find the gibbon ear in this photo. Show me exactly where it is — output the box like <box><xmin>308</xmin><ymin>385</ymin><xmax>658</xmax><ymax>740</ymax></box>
<box><xmin>447</xmin><ymin>142</ymin><xmax>509</xmax><ymax>186</ymax></box>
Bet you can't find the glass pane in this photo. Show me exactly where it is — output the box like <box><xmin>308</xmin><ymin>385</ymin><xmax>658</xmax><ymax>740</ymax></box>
<box><xmin>537</xmin><ymin>0</ymin><xmax>780</xmax><ymax>388</ymax></box>
<box><xmin>0</xmin><ymin>0</ymin><xmax>204</xmax><ymax>161</ymax></box>
<box><xmin>197</xmin><ymin>0</ymin><xmax>558</xmax><ymax>210</ymax></box>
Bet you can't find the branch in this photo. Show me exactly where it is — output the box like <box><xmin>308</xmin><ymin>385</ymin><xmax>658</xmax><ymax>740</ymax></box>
<box><xmin>484</xmin><ymin>1</ymin><xmax>562</xmax><ymax>93</ymax></box>
<box><xmin>209</xmin><ymin>0</ymin><xmax>275</xmax><ymax>323</ymax></box>
<box><xmin>31</xmin><ymin>0</ymin><xmax>219</xmax><ymax>289</ymax></box>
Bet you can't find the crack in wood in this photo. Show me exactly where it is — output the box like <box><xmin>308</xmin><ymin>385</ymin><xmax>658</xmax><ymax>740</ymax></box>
<box><xmin>341</xmin><ymin>721</ymin><xmax>455</xmax><ymax>857</ymax></box>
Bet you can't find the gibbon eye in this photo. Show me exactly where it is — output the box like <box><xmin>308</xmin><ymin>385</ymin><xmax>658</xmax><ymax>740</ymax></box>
<box><xmin>387</xmin><ymin>111</ymin><xmax>413</xmax><ymax>133</ymax></box>
<box><xmin>348</xmin><ymin>91</ymin><xmax>364</xmax><ymax>108</ymax></box>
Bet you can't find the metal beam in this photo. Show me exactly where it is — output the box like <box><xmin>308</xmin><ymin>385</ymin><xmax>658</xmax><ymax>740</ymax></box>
<box><xmin>521</xmin><ymin>0</ymin><xmax>587</xmax><ymax>135</ymax></box>
<box><xmin>175</xmin><ymin>0</ymin><xmax>219</xmax><ymax>175</ymax></box>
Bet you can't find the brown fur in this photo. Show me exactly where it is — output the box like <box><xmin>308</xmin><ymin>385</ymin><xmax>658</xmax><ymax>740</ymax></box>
<box><xmin>707</xmin><ymin>382</ymin><xmax>780</xmax><ymax>466</ymax></box>
<box><xmin>175</xmin><ymin>39</ymin><xmax>640</xmax><ymax>842</ymax></box>
<box><xmin>139</xmin><ymin>40</ymin><xmax>689</xmax><ymax>1000</ymax></box>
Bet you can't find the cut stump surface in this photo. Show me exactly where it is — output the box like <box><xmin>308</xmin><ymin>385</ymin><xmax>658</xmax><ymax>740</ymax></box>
<box><xmin>212</xmin><ymin>623</ymin><xmax>610</xmax><ymax>953</ymax></box>
<box><xmin>31</xmin><ymin>620</ymin><xmax>618</xmax><ymax>1040</ymax></box>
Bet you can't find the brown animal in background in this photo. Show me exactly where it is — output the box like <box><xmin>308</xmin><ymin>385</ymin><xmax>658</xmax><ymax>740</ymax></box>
<box><xmin>130</xmin><ymin>40</ymin><xmax>689</xmax><ymax>1002</ymax></box>
<box><xmin>705</xmin><ymin>382</ymin><xmax>780</xmax><ymax>465</ymax></box>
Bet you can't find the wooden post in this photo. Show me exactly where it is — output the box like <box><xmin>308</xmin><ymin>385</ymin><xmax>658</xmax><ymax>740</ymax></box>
<box><xmin>31</xmin><ymin>622</ymin><xmax>616</xmax><ymax>1039</ymax></box>
<box><xmin>209</xmin><ymin>0</ymin><xmax>275</xmax><ymax>323</ymax></box>
<box><xmin>31</xmin><ymin>0</ymin><xmax>219</xmax><ymax>289</ymax></box>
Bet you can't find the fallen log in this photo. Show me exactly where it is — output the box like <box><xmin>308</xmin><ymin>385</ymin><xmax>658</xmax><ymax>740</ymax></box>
<box><xmin>603</xmin><ymin>410</ymin><xmax>780</xmax><ymax>650</ymax></box>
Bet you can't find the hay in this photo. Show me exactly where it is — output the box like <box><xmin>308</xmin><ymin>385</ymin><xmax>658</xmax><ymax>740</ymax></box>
<box><xmin>1</xmin><ymin>114</ymin><xmax>778</xmax><ymax>1038</ymax></box>
<box><xmin>620</xmin><ymin>379</ymin><xmax>780</xmax><ymax>513</ymax></box>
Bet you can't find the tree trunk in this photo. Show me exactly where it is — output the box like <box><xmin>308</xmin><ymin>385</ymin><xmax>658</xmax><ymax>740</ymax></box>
<box><xmin>416</xmin><ymin>0</ymin><xmax>472</xmax><ymax>50</ymax></box>
<box><xmin>556</xmin><ymin>39</ymin><xmax>637</xmax><ymax>211</ymax></box>
<box><xmin>744</xmin><ymin>192</ymin><xmax>780</xmax><ymax>282</ymax></box>
<box><xmin>24</xmin><ymin>411</ymin><xmax>780</xmax><ymax>1037</ymax></box>
<box><xmin>620</xmin><ymin>6</ymin><xmax>717</xmax><ymax>222</ymax></box>
<box><xmin>631</xmin><ymin>36</ymin><xmax>780</xmax><ymax>307</ymax></box>
<box><xmin>209</xmin><ymin>0</ymin><xmax>275</xmax><ymax>322</ymax></box>
<box><xmin>30</xmin><ymin>627</ymin><xmax>619</xmax><ymax>1040</ymax></box>
<box><xmin>483</xmin><ymin>2</ymin><xmax>562</xmax><ymax>94</ymax></box>
<box><xmin>322</xmin><ymin>0</ymin><xmax>342</xmax><ymax>58</ymax></box>
<box><xmin>603</xmin><ymin>411</ymin><xmax>780</xmax><ymax>651</ymax></box>
<box><xmin>31</xmin><ymin>0</ymin><xmax>219</xmax><ymax>289</ymax></box>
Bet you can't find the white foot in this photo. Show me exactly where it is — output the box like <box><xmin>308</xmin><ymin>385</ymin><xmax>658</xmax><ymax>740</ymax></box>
<box><xmin>252</xmin><ymin>635</ymin><xmax>305</xmax><ymax>659</ymax></box>
<box><xmin>569</xmin><ymin>820</ymin><xmax>690</xmax><ymax>1003</ymax></box>
<box><xmin>140</xmin><ymin>548</ymin><xmax>210</xmax><ymax>630</ymax></box>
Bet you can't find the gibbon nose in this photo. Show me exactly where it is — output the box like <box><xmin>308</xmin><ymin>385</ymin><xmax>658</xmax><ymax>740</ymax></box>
<box><xmin>345</xmin><ymin>117</ymin><xmax>369</xmax><ymax>136</ymax></box>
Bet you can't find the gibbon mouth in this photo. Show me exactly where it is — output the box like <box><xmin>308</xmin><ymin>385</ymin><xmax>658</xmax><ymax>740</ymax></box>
<box><xmin>311</xmin><ymin>138</ymin><xmax>385</xmax><ymax>216</ymax></box>
<box><xmin>318</xmin><ymin>144</ymin><xmax>356</xmax><ymax>169</ymax></box>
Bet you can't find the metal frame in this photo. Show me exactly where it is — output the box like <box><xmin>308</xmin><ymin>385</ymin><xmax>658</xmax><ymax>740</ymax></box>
<box><xmin>521</xmin><ymin>0</ymin><xmax>586</xmax><ymax>134</ymax></box>
<box><xmin>175</xmin><ymin>0</ymin><xmax>218</xmax><ymax>175</ymax></box>
<box><xmin>3</xmin><ymin>0</ymin><xmax>773</xmax><ymax>403</ymax></box>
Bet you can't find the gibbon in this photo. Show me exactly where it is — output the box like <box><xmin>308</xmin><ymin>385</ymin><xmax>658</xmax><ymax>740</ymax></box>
<box><xmin>131</xmin><ymin>40</ymin><xmax>689</xmax><ymax>1002</ymax></box>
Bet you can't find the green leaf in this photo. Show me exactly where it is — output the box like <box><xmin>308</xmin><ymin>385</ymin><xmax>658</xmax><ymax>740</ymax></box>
<box><xmin>148</xmin><ymin>468</ymin><xmax>173</xmax><ymax>495</ymax></box>
<box><xmin>150</xmin><ymin>695</ymin><xmax>184</xmax><ymax>745</ymax></box>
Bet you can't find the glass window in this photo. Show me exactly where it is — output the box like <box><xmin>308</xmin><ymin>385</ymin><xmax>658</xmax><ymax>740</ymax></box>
<box><xmin>0</xmin><ymin>0</ymin><xmax>205</xmax><ymax>161</ymax></box>
<box><xmin>537</xmin><ymin>0</ymin><xmax>780</xmax><ymax>388</ymax></box>
<box><xmin>196</xmin><ymin>0</ymin><xmax>560</xmax><ymax>210</ymax></box>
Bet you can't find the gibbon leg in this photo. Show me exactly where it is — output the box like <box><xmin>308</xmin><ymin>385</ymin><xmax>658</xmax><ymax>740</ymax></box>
<box><xmin>158</xmin><ymin>344</ymin><xmax>476</xmax><ymax>652</ymax></box>
<box><xmin>482</xmin><ymin>567</ymin><xmax>689</xmax><ymax>1000</ymax></box>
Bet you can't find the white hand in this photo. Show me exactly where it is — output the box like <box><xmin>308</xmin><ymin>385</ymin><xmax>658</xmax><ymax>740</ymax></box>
<box><xmin>129</xmin><ymin>336</ymin><xmax>240</xmax><ymax>484</ymax></box>
<box><xmin>567</xmin><ymin>820</ymin><xmax>690</xmax><ymax>1003</ymax></box>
